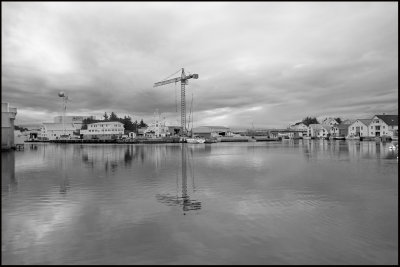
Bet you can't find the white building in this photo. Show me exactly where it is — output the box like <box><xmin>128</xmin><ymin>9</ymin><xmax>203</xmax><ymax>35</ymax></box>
<box><xmin>144</xmin><ymin>111</ymin><xmax>168</xmax><ymax>138</ymax></box>
<box><xmin>347</xmin><ymin>119</ymin><xmax>371</xmax><ymax>138</ymax></box>
<box><xmin>368</xmin><ymin>115</ymin><xmax>398</xmax><ymax>138</ymax></box>
<box><xmin>80</xmin><ymin>121</ymin><xmax>124</xmax><ymax>139</ymax></box>
<box><xmin>40</xmin><ymin>123</ymin><xmax>77</xmax><ymax>140</ymax></box>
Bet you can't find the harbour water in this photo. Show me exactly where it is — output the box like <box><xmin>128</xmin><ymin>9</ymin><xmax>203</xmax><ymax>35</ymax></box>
<box><xmin>1</xmin><ymin>140</ymin><xmax>398</xmax><ymax>264</ymax></box>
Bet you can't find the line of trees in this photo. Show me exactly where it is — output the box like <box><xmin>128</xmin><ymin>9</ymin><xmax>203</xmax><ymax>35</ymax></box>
<box><xmin>15</xmin><ymin>125</ymin><xmax>29</xmax><ymax>132</ymax></box>
<box><xmin>81</xmin><ymin>112</ymin><xmax>148</xmax><ymax>133</ymax></box>
<box><xmin>301</xmin><ymin>116</ymin><xmax>319</xmax><ymax>126</ymax></box>
<box><xmin>301</xmin><ymin>116</ymin><xmax>342</xmax><ymax>126</ymax></box>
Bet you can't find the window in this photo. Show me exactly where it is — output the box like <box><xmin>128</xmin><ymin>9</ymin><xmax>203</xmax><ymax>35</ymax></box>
<box><xmin>361</xmin><ymin>126</ymin><xmax>363</xmax><ymax>130</ymax></box>
<box><xmin>375</xmin><ymin>120</ymin><xmax>379</xmax><ymax>123</ymax></box>
<box><xmin>352</xmin><ymin>127</ymin><xmax>354</xmax><ymax>130</ymax></box>
<box><xmin>375</xmin><ymin>126</ymin><xmax>380</xmax><ymax>130</ymax></box>
<box><xmin>383</xmin><ymin>126</ymin><xmax>385</xmax><ymax>129</ymax></box>
<box><xmin>371</xmin><ymin>126</ymin><xmax>373</xmax><ymax>129</ymax></box>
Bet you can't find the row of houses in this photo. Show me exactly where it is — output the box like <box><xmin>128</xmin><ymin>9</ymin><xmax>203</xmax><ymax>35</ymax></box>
<box><xmin>289</xmin><ymin>115</ymin><xmax>398</xmax><ymax>139</ymax></box>
<box><xmin>17</xmin><ymin>110</ymin><xmax>234</xmax><ymax>141</ymax></box>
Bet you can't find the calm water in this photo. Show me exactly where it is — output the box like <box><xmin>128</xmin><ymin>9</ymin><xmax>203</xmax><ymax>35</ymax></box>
<box><xmin>2</xmin><ymin>140</ymin><xmax>398</xmax><ymax>264</ymax></box>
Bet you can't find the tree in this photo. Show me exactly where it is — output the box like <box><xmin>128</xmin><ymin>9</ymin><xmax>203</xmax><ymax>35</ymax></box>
<box><xmin>15</xmin><ymin>125</ymin><xmax>28</xmax><ymax>132</ymax></box>
<box><xmin>103</xmin><ymin>112</ymin><xmax>109</xmax><ymax>121</ymax></box>
<box><xmin>81</xmin><ymin>117</ymin><xmax>100</xmax><ymax>129</ymax></box>
<box><xmin>139</xmin><ymin>119</ymin><xmax>147</xmax><ymax>128</ymax></box>
<box><xmin>109</xmin><ymin>112</ymin><xmax>118</xmax><ymax>122</ymax></box>
<box><xmin>121</xmin><ymin>116</ymin><xmax>136</xmax><ymax>132</ymax></box>
<box><xmin>302</xmin><ymin>116</ymin><xmax>319</xmax><ymax>126</ymax></box>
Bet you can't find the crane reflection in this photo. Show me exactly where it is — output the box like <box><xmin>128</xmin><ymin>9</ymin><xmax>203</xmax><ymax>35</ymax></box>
<box><xmin>156</xmin><ymin>144</ymin><xmax>201</xmax><ymax>214</ymax></box>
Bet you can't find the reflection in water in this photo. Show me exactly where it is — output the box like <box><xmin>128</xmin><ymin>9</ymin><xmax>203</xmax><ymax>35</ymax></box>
<box><xmin>60</xmin><ymin>145</ymin><xmax>70</xmax><ymax>194</ymax></box>
<box><xmin>2</xmin><ymin>141</ymin><xmax>397</xmax><ymax>265</ymax></box>
<box><xmin>302</xmin><ymin>139</ymin><xmax>397</xmax><ymax>161</ymax></box>
<box><xmin>1</xmin><ymin>151</ymin><xmax>17</xmax><ymax>193</ymax></box>
<box><xmin>156</xmin><ymin>145</ymin><xmax>202</xmax><ymax>214</ymax></box>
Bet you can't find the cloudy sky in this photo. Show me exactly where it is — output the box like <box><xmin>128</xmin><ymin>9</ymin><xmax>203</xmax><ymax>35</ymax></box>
<box><xmin>2</xmin><ymin>2</ymin><xmax>398</xmax><ymax>128</ymax></box>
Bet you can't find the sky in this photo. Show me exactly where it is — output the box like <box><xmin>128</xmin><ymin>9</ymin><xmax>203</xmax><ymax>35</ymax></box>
<box><xmin>2</xmin><ymin>2</ymin><xmax>398</xmax><ymax>128</ymax></box>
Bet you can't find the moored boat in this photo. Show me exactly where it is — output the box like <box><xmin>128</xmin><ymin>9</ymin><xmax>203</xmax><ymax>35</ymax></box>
<box><xmin>333</xmin><ymin>136</ymin><xmax>346</xmax><ymax>140</ymax></box>
<box><xmin>186</xmin><ymin>136</ymin><xmax>206</xmax><ymax>144</ymax></box>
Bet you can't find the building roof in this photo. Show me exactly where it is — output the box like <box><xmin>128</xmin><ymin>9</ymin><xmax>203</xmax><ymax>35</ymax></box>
<box><xmin>193</xmin><ymin>126</ymin><xmax>230</xmax><ymax>133</ymax></box>
<box><xmin>309</xmin><ymin>124</ymin><xmax>331</xmax><ymax>131</ymax></box>
<box><xmin>356</xmin><ymin>119</ymin><xmax>371</xmax><ymax>126</ymax></box>
<box><xmin>375</xmin><ymin>115</ymin><xmax>398</xmax><ymax>126</ymax></box>
<box><xmin>308</xmin><ymin>124</ymin><xmax>323</xmax><ymax>129</ymax></box>
<box><xmin>43</xmin><ymin>123</ymin><xmax>76</xmax><ymax>131</ymax></box>
<box><xmin>321</xmin><ymin>118</ymin><xmax>338</xmax><ymax>124</ymax></box>
<box><xmin>321</xmin><ymin>125</ymin><xmax>331</xmax><ymax>131</ymax></box>
<box><xmin>89</xmin><ymin>121</ymin><xmax>123</xmax><ymax>125</ymax></box>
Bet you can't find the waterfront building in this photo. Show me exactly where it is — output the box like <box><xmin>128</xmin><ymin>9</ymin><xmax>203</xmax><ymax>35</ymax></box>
<box><xmin>192</xmin><ymin>126</ymin><xmax>231</xmax><ymax>139</ymax></box>
<box><xmin>307</xmin><ymin>124</ymin><xmax>331</xmax><ymax>138</ymax></box>
<box><xmin>40</xmin><ymin>123</ymin><xmax>77</xmax><ymax>140</ymax></box>
<box><xmin>80</xmin><ymin>121</ymin><xmax>124</xmax><ymax>140</ymax></box>
<box><xmin>331</xmin><ymin>123</ymin><xmax>351</xmax><ymax>138</ymax></box>
<box><xmin>144</xmin><ymin>111</ymin><xmax>168</xmax><ymax>138</ymax></box>
<box><xmin>2</xmin><ymin>103</ymin><xmax>17</xmax><ymax>150</ymax></box>
<box><xmin>347</xmin><ymin>119</ymin><xmax>371</xmax><ymax>138</ymax></box>
<box><xmin>368</xmin><ymin>114</ymin><xmax>398</xmax><ymax>138</ymax></box>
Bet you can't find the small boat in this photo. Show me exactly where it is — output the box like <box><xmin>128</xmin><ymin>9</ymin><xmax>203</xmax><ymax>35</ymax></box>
<box><xmin>333</xmin><ymin>136</ymin><xmax>346</xmax><ymax>140</ymax></box>
<box><xmin>186</xmin><ymin>136</ymin><xmax>206</xmax><ymax>144</ymax></box>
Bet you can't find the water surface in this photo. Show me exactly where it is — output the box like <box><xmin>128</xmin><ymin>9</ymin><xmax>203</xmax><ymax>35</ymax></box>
<box><xmin>2</xmin><ymin>140</ymin><xmax>398</xmax><ymax>264</ymax></box>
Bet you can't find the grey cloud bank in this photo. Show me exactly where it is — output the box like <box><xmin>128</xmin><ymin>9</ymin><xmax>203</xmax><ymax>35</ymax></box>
<box><xmin>2</xmin><ymin>2</ymin><xmax>398</xmax><ymax>128</ymax></box>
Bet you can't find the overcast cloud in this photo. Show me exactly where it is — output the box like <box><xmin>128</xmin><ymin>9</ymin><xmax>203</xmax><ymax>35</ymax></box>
<box><xmin>2</xmin><ymin>2</ymin><xmax>398</xmax><ymax>127</ymax></box>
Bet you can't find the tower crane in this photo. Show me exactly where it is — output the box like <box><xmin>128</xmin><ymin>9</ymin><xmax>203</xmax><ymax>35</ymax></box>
<box><xmin>154</xmin><ymin>68</ymin><xmax>198</xmax><ymax>136</ymax></box>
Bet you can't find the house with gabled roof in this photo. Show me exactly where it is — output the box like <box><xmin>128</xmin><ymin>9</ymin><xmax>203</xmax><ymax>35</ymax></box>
<box><xmin>321</xmin><ymin>117</ymin><xmax>339</xmax><ymax>126</ymax></box>
<box><xmin>368</xmin><ymin>114</ymin><xmax>398</xmax><ymax>138</ymax></box>
<box><xmin>348</xmin><ymin>119</ymin><xmax>371</xmax><ymax>138</ymax></box>
<box><xmin>307</xmin><ymin>124</ymin><xmax>331</xmax><ymax>138</ymax></box>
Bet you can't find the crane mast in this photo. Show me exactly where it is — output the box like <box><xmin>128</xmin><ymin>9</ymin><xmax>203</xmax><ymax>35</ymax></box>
<box><xmin>154</xmin><ymin>68</ymin><xmax>198</xmax><ymax>136</ymax></box>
